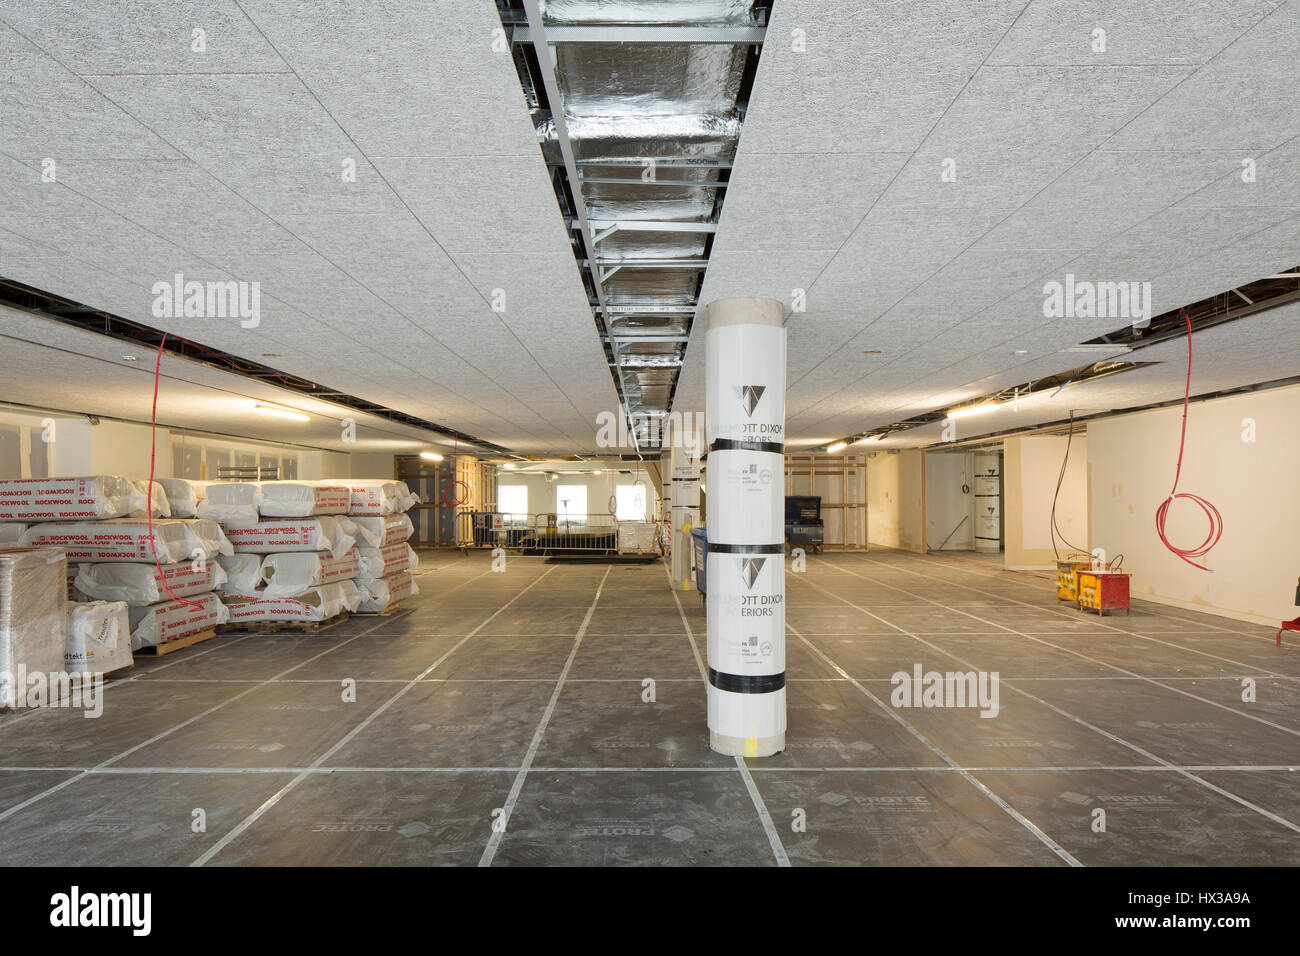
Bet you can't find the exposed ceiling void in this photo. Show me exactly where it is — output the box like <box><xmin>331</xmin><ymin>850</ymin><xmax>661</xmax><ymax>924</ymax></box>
<box><xmin>673</xmin><ymin>0</ymin><xmax>1300</xmax><ymax>444</ymax></box>
<box><xmin>0</xmin><ymin>0</ymin><xmax>619</xmax><ymax>456</ymax></box>
<box><xmin>821</xmin><ymin>266</ymin><xmax>1300</xmax><ymax>449</ymax></box>
<box><xmin>0</xmin><ymin>279</ymin><xmax>514</xmax><ymax>456</ymax></box>
<box><xmin>497</xmin><ymin>0</ymin><xmax>773</xmax><ymax>451</ymax></box>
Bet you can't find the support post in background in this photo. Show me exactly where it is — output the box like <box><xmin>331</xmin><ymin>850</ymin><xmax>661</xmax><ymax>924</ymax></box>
<box><xmin>704</xmin><ymin>297</ymin><xmax>786</xmax><ymax>758</ymax></box>
<box><xmin>974</xmin><ymin>451</ymin><xmax>1001</xmax><ymax>553</ymax></box>
<box><xmin>668</xmin><ymin>416</ymin><xmax>702</xmax><ymax>590</ymax></box>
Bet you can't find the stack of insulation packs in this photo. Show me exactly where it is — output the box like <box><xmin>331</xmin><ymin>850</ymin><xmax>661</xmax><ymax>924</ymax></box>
<box><xmin>0</xmin><ymin>476</ymin><xmax>232</xmax><ymax>653</ymax></box>
<box><xmin>205</xmin><ymin>481</ymin><xmax>366</xmax><ymax>625</ymax></box>
<box><xmin>313</xmin><ymin>480</ymin><xmax>420</xmax><ymax>613</ymax></box>
<box><xmin>0</xmin><ymin>546</ymin><xmax>68</xmax><ymax>709</ymax></box>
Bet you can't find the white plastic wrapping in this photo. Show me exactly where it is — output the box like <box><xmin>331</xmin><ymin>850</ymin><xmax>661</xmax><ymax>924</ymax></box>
<box><xmin>260</xmin><ymin>548</ymin><xmax>360</xmax><ymax>598</ymax></box>
<box><xmin>0</xmin><ymin>523</ymin><xmax>28</xmax><ymax>544</ymax></box>
<box><xmin>257</xmin><ymin>482</ymin><xmax>350</xmax><ymax>517</ymax></box>
<box><xmin>305</xmin><ymin>479</ymin><xmax>414</xmax><ymax>516</ymax></box>
<box><xmin>348</xmin><ymin>513</ymin><xmax>414</xmax><ymax>548</ymax></box>
<box><xmin>21</xmin><ymin>518</ymin><xmax>233</xmax><ymax>563</ymax></box>
<box><xmin>196</xmin><ymin>482</ymin><xmax>261</xmax><ymax>524</ymax></box>
<box><xmin>356</xmin><ymin>543</ymin><xmax>417</xmax><ymax>579</ymax></box>
<box><xmin>217</xmin><ymin>553</ymin><xmax>264</xmax><ymax>596</ymax></box>
<box><xmin>158</xmin><ymin>478</ymin><xmax>209</xmax><ymax>518</ymax></box>
<box><xmin>222</xmin><ymin>516</ymin><xmax>355</xmax><ymax>559</ymax></box>
<box><xmin>65</xmin><ymin>601</ymin><xmax>134</xmax><ymax>675</ymax></box>
<box><xmin>0</xmin><ymin>546</ymin><xmax>68</xmax><ymax>709</ymax></box>
<box><xmin>356</xmin><ymin>571</ymin><xmax>417</xmax><ymax>613</ymax></box>
<box><xmin>128</xmin><ymin>591</ymin><xmax>228</xmax><ymax>650</ymax></box>
<box><xmin>74</xmin><ymin>560</ymin><xmax>227</xmax><ymax>606</ymax></box>
<box><xmin>617</xmin><ymin>521</ymin><xmax>658</xmax><ymax>553</ymax></box>
<box><xmin>128</xmin><ymin>480</ymin><xmax>171</xmax><ymax>518</ymax></box>
<box><xmin>0</xmin><ymin>476</ymin><xmax>132</xmax><ymax>522</ymax></box>
<box><xmin>704</xmin><ymin>298</ymin><xmax>787</xmax><ymax>758</ymax></box>
<box><xmin>221</xmin><ymin>580</ymin><xmax>363</xmax><ymax>624</ymax></box>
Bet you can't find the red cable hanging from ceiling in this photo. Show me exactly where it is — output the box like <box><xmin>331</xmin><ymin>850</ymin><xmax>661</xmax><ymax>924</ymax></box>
<box><xmin>148</xmin><ymin>333</ymin><xmax>205</xmax><ymax>609</ymax></box>
<box><xmin>1154</xmin><ymin>309</ymin><xmax>1224</xmax><ymax>571</ymax></box>
<box><xmin>442</xmin><ymin>432</ymin><xmax>469</xmax><ymax>507</ymax></box>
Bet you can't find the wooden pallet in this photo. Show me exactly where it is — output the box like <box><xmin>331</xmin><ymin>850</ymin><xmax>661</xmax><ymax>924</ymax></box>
<box><xmin>216</xmin><ymin>611</ymin><xmax>349</xmax><ymax>634</ymax></box>
<box><xmin>136</xmin><ymin>628</ymin><xmax>217</xmax><ymax>656</ymax></box>
<box><xmin>353</xmin><ymin>600</ymin><xmax>408</xmax><ymax>617</ymax></box>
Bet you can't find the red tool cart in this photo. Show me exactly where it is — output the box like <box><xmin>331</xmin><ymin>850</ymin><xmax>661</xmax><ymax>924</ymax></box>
<box><xmin>1076</xmin><ymin>569</ymin><xmax>1131</xmax><ymax>616</ymax></box>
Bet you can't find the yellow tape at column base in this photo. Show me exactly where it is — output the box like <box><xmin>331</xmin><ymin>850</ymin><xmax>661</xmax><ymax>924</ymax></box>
<box><xmin>744</xmin><ymin>738</ymin><xmax>758</xmax><ymax>757</ymax></box>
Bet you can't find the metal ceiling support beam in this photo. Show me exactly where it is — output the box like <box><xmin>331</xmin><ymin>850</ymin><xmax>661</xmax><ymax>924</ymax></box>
<box><xmin>604</xmin><ymin>305</ymin><xmax>697</xmax><ymax>314</ymax></box>
<box><xmin>520</xmin><ymin>0</ymin><xmax>639</xmax><ymax>451</ymax></box>
<box><xmin>577</xmin><ymin>176</ymin><xmax>727</xmax><ymax>187</ymax></box>
<box><xmin>572</xmin><ymin>158</ymin><xmax>733</xmax><ymax>169</ymax></box>
<box><xmin>608</xmin><ymin>333</ymin><xmax>690</xmax><ymax>343</ymax></box>
<box><xmin>512</xmin><ymin>25</ymin><xmax>767</xmax><ymax>45</ymax></box>
<box><xmin>587</xmin><ymin>258</ymin><xmax>711</xmax><ymax>269</ymax></box>
<box><xmin>584</xmin><ymin>219</ymin><xmax>718</xmax><ymax>234</ymax></box>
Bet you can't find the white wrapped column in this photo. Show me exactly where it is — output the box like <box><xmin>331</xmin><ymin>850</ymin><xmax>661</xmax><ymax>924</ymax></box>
<box><xmin>705</xmin><ymin>297</ymin><xmax>786</xmax><ymax>757</ymax></box>
<box><xmin>974</xmin><ymin>452</ymin><xmax>1001</xmax><ymax>553</ymax></box>
<box><xmin>668</xmin><ymin>418</ymin><xmax>702</xmax><ymax>591</ymax></box>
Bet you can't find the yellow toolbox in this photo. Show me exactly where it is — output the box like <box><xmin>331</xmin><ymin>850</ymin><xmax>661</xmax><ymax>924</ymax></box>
<box><xmin>1056</xmin><ymin>560</ymin><xmax>1093</xmax><ymax>602</ymax></box>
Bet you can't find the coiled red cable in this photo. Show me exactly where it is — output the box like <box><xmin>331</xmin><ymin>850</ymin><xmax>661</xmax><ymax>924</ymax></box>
<box><xmin>1154</xmin><ymin>309</ymin><xmax>1223</xmax><ymax>571</ymax></box>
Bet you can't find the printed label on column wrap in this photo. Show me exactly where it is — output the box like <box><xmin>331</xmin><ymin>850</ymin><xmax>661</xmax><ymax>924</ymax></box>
<box><xmin>705</xmin><ymin>323</ymin><xmax>786</xmax><ymax>447</ymax></box>
<box><xmin>707</xmin><ymin>448</ymin><xmax>782</xmax><ymax>545</ymax></box>
<box><xmin>706</xmin><ymin>545</ymin><xmax>785</xmax><ymax>682</ymax></box>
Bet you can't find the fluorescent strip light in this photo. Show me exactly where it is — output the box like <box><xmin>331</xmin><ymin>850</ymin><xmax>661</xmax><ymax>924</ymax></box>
<box><xmin>420</xmin><ymin>452</ymin><xmax>444</xmax><ymax>462</ymax></box>
<box><xmin>253</xmin><ymin>403</ymin><xmax>309</xmax><ymax>422</ymax></box>
<box><xmin>945</xmin><ymin>403</ymin><xmax>997</xmax><ymax>420</ymax></box>
<box><xmin>827</xmin><ymin>441</ymin><xmax>848</xmax><ymax>453</ymax></box>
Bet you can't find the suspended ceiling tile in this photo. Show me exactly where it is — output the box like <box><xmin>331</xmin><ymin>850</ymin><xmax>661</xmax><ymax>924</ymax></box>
<box><xmin>1103</xmin><ymin>1</ymin><xmax>1300</xmax><ymax>151</ymax></box>
<box><xmin>986</xmin><ymin>0</ymin><xmax>1278</xmax><ymax>66</ymax></box>
<box><xmin>0</xmin><ymin>0</ymin><xmax>288</xmax><ymax>75</ymax></box>
<box><xmin>0</xmin><ymin>25</ymin><xmax>179</xmax><ymax>160</ymax></box>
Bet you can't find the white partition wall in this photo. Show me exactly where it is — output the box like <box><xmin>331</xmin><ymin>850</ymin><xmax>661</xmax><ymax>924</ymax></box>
<box><xmin>704</xmin><ymin>297</ymin><xmax>787</xmax><ymax>758</ymax></box>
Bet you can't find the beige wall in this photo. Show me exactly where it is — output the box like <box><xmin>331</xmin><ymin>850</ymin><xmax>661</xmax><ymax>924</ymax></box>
<box><xmin>866</xmin><ymin>451</ymin><xmax>901</xmax><ymax>548</ymax></box>
<box><xmin>1088</xmin><ymin>384</ymin><xmax>1299</xmax><ymax>625</ymax></box>
<box><xmin>1004</xmin><ymin>434</ymin><xmax>1089</xmax><ymax>569</ymax></box>
<box><xmin>925</xmin><ymin>450</ymin><xmax>976</xmax><ymax>550</ymax></box>
<box><xmin>866</xmin><ymin>449</ymin><xmax>925</xmax><ymax>553</ymax></box>
<box><xmin>0</xmin><ymin>407</ymin><xmax>395</xmax><ymax>484</ymax></box>
<box><xmin>494</xmin><ymin>470</ymin><xmax>660</xmax><ymax>522</ymax></box>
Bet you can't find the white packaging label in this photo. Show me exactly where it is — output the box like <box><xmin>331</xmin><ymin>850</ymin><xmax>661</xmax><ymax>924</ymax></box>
<box><xmin>706</xmin><ymin>550</ymin><xmax>785</xmax><ymax>677</ymax></box>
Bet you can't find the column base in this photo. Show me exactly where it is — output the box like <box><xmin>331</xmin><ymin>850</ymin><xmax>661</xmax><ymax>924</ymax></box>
<box><xmin>710</xmin><ymin>730</ymin><xmax>785</xmax><ymax>758</ymax></box>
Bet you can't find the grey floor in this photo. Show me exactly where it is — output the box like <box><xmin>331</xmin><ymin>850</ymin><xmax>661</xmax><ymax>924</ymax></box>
<box><xmin>1</xmin><ymin>549</ymin><xmax>1297</xmax><ymax>867</ymax></box>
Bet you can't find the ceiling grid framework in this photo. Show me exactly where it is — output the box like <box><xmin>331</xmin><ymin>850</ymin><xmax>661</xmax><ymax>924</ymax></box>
<box><xmin>0</xmin><ymin>0</ymin><xmax>621</xmax><ymax>455</ymax></box>
<box><xmin>497</xmin><ymin>0</ymin><xmax>773</xmax><ymax>449</ymax></box>
<box><xmin>674</xmin><ymin>0</ymin><xmax>1300</xmax><ymax>447</ymax></box>
<box><xmin>0</xmin><ymin>0</ymin><xmax>1296</xmax><ymax>456</ymax></box>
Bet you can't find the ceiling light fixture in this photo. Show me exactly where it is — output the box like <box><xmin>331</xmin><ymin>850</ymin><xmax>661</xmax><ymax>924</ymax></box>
<box><xmin>121</xmin><ymin>354</ymin><xmax>138</xmax><ymax>362</ymax></box>
<box><xmin>420</xmin><ymin>452</ymin><xmax>444</xmax><ymax>462</ymax></box>
<box><xmin>945</xmin><ymin>402</ymin><xmax>998</xmax><ymax>420</ymax></box>
<box><xmin>827</xmin><ymin>441</ymin><xmax>848</xmax><ymax>453</ymax></box>
<box><xmin>253</xmin><ymin>403</ymin><xmax>309</xmax><ymax>422</ymax></box>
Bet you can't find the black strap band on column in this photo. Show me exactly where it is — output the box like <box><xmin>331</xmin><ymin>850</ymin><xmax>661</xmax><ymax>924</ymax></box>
<box><xmin>707</xmin><ymin>542</ymin><xmax>784</xmax><ymax>554</ymax></box>
<box><xmin>709</xmin><ymin>438</ymin><xmax>785</xmax><ymax>455</ymax></box>
<box><xmin>709</xmin><ymin>669</ymin><xmax>786</xmax><ymax>694</ymax></box>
